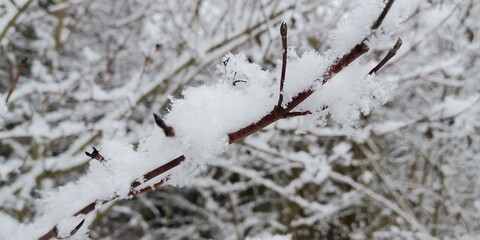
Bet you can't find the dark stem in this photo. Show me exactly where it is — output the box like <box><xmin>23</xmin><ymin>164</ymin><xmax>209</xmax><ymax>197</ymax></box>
<box><xmin>6</xmin><ymin>57</ymin><xmax>27</xmax><ymax>103</ymax></box>
<box><xmin>130</xmin><ymin>155</ymin><xmax>185</xmax><ymax>189</ymax></box>
<box><xmin>277</xmin><ymin>22</ymin><xmax>288</xmax><ymax>108</ymax></box>
<box><xmin>369</xmin><ymin>38</ymin><xmax>402</xmax><ymax>75</ymax></box>
<box><xmin>286</xmin><ymin>111</ymin><xmax>312</xmax><ymax>118</ymax></box>
<box><xmin>371</xmin><ymin>0</ymin><xmax>396</xmax><ymax>30</ymax></box>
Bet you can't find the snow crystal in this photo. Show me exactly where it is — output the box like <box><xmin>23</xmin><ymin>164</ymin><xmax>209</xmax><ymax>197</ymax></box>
<box><xmin>300</xmin><ymin>64</ymin><xmax>396</xmax><ymax>132</ymax></box>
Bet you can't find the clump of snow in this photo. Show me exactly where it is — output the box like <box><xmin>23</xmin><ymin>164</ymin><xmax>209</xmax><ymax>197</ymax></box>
<box><xmin>246</xmin><ymin>232</ymin><xmax>292</xmax><ymax>240</ymax></box>
<box><xmin>328</xmin><ymin>0</ymin><xmax>384</xmax><ymax>55</ymax></box>
<box><xmin>279</xmin><ymin>49</ymin><xmax>330</xmax><ymax>107</ymax></box>
<box><xmin>299</xmin><ymin>64</ymin><xmax>396</xmax><ymax>132</ymax></box>
<box><xmin>166</xmin><ymin>53</ymin><xmax>276</xmax><ymax>161</ymax></box>
<box><xmin>0</xmin><ymin>94</ymin><xmax>7</xmax><ymax>126</ymax></box>
<box><xmin>0</xmin><ymin>212</ymin><xmax>19</xmax><ymax>238</ymax></box>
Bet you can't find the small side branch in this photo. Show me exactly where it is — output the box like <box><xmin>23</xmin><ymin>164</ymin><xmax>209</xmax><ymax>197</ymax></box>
<box><xmin>38</xmin><ymin>220</ymin><xmax>85</xmax><ymax>240</ymax></box>
<box><xmin>369</xmin><ymin>38</ymin><xmax>402</xmax><ymax>75</ymax></box>
<box><xmin>285</xmin><ymin>111</ymin><xmax>311</xmax><ymax>118</ymax></box>
<box><xmin>130</xmin><ymin>155</ymin><xmax>185</xmax><ymax>189</ymax></box>
<box><xmin>6</xmin><ymin>57</ymin><xmax>27</xmax><ymax>103</ymax></box>
<box><xmin>277</xmin><ymin>22</ymin><xmax>288</xmax><ymax>108</ymax></box>
<box><xmin>130</xmin><ymin>175</ymin><xmax>171</xmax><ymax>195</ymax></box>
<box><xmin>371</xmin><ymin>0</ymin><xmax>396</xmax><ymax>30</ymax></box>
<box><xmin>153</xmin><ymin>113</ymin><xmax>175</xmax><ymax>137</ymax></box>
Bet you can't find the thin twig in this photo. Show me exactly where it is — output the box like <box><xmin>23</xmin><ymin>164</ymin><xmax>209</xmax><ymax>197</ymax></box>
<box><xmin>369</xmin><ymin>38</ymin><xmax>402</xmax><ymax>75</ymax></box>
<box><xmin>130</xmin><ymin>155</ymin><xmax>185</xmax><ymax>189</ymax></box>
<box><xmin>277</xmin><ymin>22</ymin><xmax>288</xmax><ymax>108</ymax></box>
<box><xmin>371</xmin><ymin>0</ymin><xmax>396</xmax><ymax>30</ymax></box>
<box><xmin>6</xmin><ymin>57</ymin><xmax>27</xmax><ymax>103</ymax></box>
<box><xmin>285</xmin><ymin>111</ymin><xmax>311</xmax><ymax>118</ymax></box>
<box><xmin>130</xmin><ymin>175</ymin><xmax>171</xmax><ymax>195</ymax></box>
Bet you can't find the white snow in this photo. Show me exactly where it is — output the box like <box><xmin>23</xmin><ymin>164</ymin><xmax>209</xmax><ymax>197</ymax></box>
<box><xmin>246</xmin><ymin>232</ymin><xmax>292</xmax><ymax>240</ymax></box>
<box><xmin>2</xmin><ymin>1</ymin><xmax>402</xmax><ymax>238</ymax></box>
<box><xmin>0</xmin><ymin>94</ymin><xmax>7</xmax><ymax>126</ymax></box>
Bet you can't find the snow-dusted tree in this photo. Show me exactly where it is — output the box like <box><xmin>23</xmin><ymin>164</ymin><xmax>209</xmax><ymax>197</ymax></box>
<box><xmin>1</xmin><ymin>0</ymin><xmax>479</xmax><ymax>239</ymax></box>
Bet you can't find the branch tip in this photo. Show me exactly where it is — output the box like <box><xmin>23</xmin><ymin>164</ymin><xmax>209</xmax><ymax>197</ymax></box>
<box><xmin>85</xmin><ymin>147</ymin><xmax>105</xmax><ymax>162</ymax></box>
<box><xmin>277</xmin><ymin>22</ymin><xmax>288</xmax><ymax>108</ymax></box>
<box><xmin>371</xmin><ymin>0</ymin><xmax>396</xmax><ymax>30</ymax></box>
<box><xmin>369</xmin><ymin>37</ymin><xmax>402</xmax><ymax>75</ymax></box>
<box><xmin>280</xmin><ymin>22</ymin><xmax>287</xmax><ymax>38</ymax></box>
<box><xmin>70</xmin><ymin>219</ymin><xmax>85</xmax><ymax>236</ymax></box>
<box><xmin>153</xmin><ymin>113</ymin><xmax>175</xmax><ymax>137</ymax></box>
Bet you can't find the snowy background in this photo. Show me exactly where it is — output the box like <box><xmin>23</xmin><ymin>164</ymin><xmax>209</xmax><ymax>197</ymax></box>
<box><xmin>1</xmin><ymin>0</ymin><xmax>479</xmax><ymax>239</ymax></box>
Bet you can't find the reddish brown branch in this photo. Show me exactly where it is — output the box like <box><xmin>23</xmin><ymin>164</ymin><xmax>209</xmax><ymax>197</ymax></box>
<box><xmin>38</xmin><ymin>219</ymin><xmax>85</xmax><ymax>240</ymax></box>
<box><xmin>39</xmin><ymin>31</ymin><xmax>370</xmax><ymax>240</ymax></box>
<box><xmin>228</xmin><ymin>42</ymin><xmax>369</xmax><ymax>143</ymax></box>
<box><xmin>130</xmin><ymin>155</ymin><xmax>185</xmax><ymax>189</ymax></box>
<box><xmin>277</xmin><ymin>22</ymin><xmax>288</xmax><ymax>108</ymax></box>
<box><xmin>38</xmin><ymin>156</ymin><xmax>185</xmax><ymax>240</ymax></box>
<box><xmin>286</xmin><ymin>111</ymin><xmax>312</xmax><ymax>118</ymax></box>
<box><xmin>39</xmin><ymin>3</ymin><xmax>400</xmax><ymax>239</ymax></box>
<box><xmin>153</xmin><ymin>113</ymin><xmax>176</xmax><ymax>137</ymax></box>
<box><xmin>371</xmin><ymin>0</ymin><xmax>396</xmax><ymax>30</ymax></box>
<box><xmin>130</xmin><ymin>175</ymin><xmax>171</xmax><ymax>195</ymax></box>
<box><xmin>5</xmin><ymin>57</ymin><xmax>27</xmax><ymax>104</ymax></box>
<box><xmin>369</xmin><ymin>38</ymin><xmax>402</xmax><ymax>75</ymax></box>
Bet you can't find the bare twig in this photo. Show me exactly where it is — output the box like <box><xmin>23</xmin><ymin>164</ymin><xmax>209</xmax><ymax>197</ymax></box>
<box><xmin>371</xmin><ymin>0</ymin><xmax>396</xmax><ymax>30</ymax></box>
<box><xmin>130</xmin><ymin>155</ymin><xmax>185</xmax><ymax>189</ymax></box>
<box><xmin>285</xmin><ymin>111</ymin><xmax>311</xmax><ymax>118</ymax></box>
<box><xmin>277</xmin><ymin>22</ymin><xmax>288</xmax><ymax>108</ymax></box>
<box><xmin>5</xmin><ymin>57</ymin><xmax>27</xmax><ymax>103</ymax></box>
<box><xmin>369</xmin><ymin>38</ymin><xmax>402</xmax><ymax>75</ymax></box>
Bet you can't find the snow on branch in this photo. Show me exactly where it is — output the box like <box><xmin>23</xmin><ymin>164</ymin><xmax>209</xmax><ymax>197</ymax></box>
<box><xmin>6</xmin><ymin>1</ymin><xmax>404</xmax><ymax>239</ymax></box>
